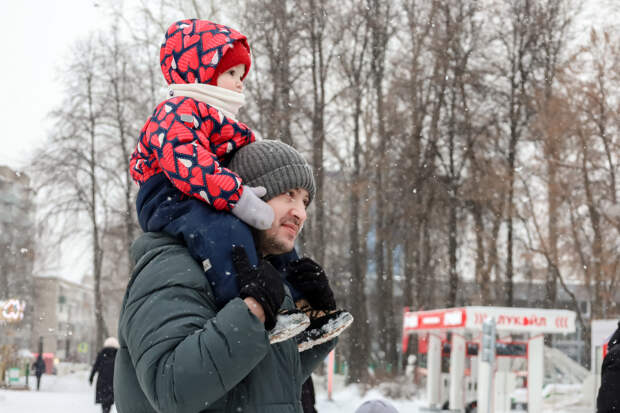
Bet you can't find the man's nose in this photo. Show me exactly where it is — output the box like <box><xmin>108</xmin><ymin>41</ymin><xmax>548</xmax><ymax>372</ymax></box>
<box><xmin>291</xmin><ymin>202</ymin><xmax>307</xmax><ymax>222</ymax></box>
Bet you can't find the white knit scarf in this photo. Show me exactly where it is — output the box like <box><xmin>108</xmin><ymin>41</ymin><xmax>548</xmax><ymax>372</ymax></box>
<box><xmin>169</xmin><ymin>83</ymin><xmax>245</xmax><ymax>120</ymax></box>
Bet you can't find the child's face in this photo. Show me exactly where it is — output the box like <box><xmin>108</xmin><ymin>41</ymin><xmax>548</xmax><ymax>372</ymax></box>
<box><xmin>217</xmin><ymin>64</ymin><xmax>246</xmax><ymax>93</ymax></box>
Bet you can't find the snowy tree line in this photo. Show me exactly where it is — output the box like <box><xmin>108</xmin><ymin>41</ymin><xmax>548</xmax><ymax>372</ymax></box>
<box><xmin>31</xmin><ymin>0</ymin><xmax>619</xmax><ymax>382</ymax></box>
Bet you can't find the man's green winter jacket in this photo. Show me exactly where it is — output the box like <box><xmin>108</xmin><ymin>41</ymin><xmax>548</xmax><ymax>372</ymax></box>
<box><xmin>114</xmin><ymin>233</ymin><xmax>336</xmax><ymax>413</ymax></box>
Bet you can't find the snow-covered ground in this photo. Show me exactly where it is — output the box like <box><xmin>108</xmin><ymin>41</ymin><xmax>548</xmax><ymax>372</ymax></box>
<box><xmin>314</xmin><ymin>374</ymin><xmax>422</xmax><ymax>412</ymax></box>
<box><xmin>0</xmin><ymin>369</ymin><xmax>593</xmax><ymax>413</ymax></box>
<box><xmin>317</xmin><ymin>388</ymin><xmax>421</xmax><ymax>412</ymax></box>
<box><xmin>0</xmin><ymin>370</ymin><xmax>107</xmax><ymax>413</ymax></box>
<box><xmin>0</xmin><ymin>369</ymin><xmax>418</xmax><ymax>413</ymax></box>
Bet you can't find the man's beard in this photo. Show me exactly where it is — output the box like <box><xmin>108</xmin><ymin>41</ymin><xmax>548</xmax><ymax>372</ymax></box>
<box><xmin>255</xmin><ymin>229</ymin><xmax>292</xmax><ymax>256</ymax></box>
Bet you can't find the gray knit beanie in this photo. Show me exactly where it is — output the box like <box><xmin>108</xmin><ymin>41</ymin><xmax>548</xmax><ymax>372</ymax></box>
<box><xmin>229</xmin><ymin>140</ymin><xmax>316</xmax><ymax>204</ymax></box>
<box><xmin>354</xmin><ymin>400</ymin><xmax>400</xmax><ymax>413</ymax></box>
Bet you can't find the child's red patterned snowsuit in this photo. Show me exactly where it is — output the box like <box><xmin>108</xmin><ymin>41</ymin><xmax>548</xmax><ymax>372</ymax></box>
<box><xmin>130</xmin><ymin>19</ymin><xmax>255</xmax><ymax>211</ymax></box>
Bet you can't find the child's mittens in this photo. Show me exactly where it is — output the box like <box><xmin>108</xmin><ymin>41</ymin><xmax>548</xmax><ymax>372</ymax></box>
<box><xmin>286</xmin><ymin>258</ymin><xmax>337</xmax><ymax>311</ymax></box>
<box><xmin>232</xmin><ymin>185</ymin><xmax>275</xmax><ymax>230</ymax></box>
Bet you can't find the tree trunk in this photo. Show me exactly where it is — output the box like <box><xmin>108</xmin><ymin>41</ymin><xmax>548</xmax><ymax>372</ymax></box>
<box><xmin>581</xmin><ymin>135</ymin><xmax>605</xmax><ymax>318</ymax></box>
<box><xmin>505</xmin><ymin>134</ymin><xmax>516</xmax><ymax>306</ymax></box>
<box><xmin>385</xmin><ymin>239</ymin><xmax>398</xmax><ymax>370</ymax></box>
<box><xmin>346</xmin><ymin>70</ymin><xmax>369</xmax><ymax>385</ymax></box>
<box><xmin>368</xmin><ymin>0</ymin><xmax>391</xmax><ymax>374</ymax></box>
<box><xmin>309</xmin><ymin>0</ymin><xmax>327</xmax><ymax>264</ymax></box>
<box><xmin>447</xmin><ymin>189</ymin><xmax>459</xmax><ymax>306</ymax></box>
<box><xmin>87</xmin><ymin>73</ymin><xmax>108</xmax><ymax>349</ymax></box>
<box><xmin>471</xmin><ymin>201</ymin><xmax>490</xmax><ymax>304</ymax></box>
<box><xmin>545</xmin><ymin>157</ymin><xmax>559</xmax><ymax>309</ymax></box>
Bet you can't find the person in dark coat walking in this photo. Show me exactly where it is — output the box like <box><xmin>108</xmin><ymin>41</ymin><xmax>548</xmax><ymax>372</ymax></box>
<box><xmin>90</xmin><ymin>337</ymin><xmax>119</xmax><ymax>413</ymax></box>
<box><xmin>597</xmin><ymin>321</ymin><xmax>620</xmax><ymax>413</ymax></box>
<box><xmin>32</xmin><ymin>354</ymin><xmax>45</xmax><ymax>391</ymax></box>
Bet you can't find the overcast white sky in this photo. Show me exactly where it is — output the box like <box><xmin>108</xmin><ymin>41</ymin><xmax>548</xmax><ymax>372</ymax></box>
<box><xmin>0</xmin><ymin>0</ymin><xmax>617</xmax><ymax>283</ymax></box>
<box><xmin>0</xmin><ymin>1</ymin><xmax>111</xmax><ymax>282</ymax></box>
<box><xmin>0</xmin><ymin>1</ymin><xmax>108</xmax><ymax>169</ymax></box>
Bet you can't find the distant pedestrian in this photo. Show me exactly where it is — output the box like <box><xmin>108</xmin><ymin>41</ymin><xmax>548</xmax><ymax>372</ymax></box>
<box><xmin>597</xmin><ymin>321</ymin><xmax>620</xmax><ymax>413</ymax></box>
<box><xmin>355</xmin><ymin>399</ymin><xmax>400</xmax><ymax>413</ymax></box>
<box><xmin>32</xmin><ymin>353</ymin><xmax>45</xmax><ymax>391</ymax></box>
<box><xmin>90</xmin><ymin>337</ymin><xmax>119</xmax><ymax>413</ymax></box>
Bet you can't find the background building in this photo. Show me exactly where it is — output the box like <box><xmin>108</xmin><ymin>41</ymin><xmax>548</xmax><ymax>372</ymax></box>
<box><xmin>0</xmin><ymin>165</ymin><xmax>35</xmax><ymax>351</ymax></box>
<box><xmin>31</xmin><ymin>275</ymin><xmax>95</xmax><ymax>363</ymax></box>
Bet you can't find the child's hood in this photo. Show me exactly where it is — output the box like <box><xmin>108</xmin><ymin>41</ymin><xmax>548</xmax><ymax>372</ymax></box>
<box><xmin>160</xmin><ymin>19</ymin><xmax>250</xmax><ymax>85</ymax></box>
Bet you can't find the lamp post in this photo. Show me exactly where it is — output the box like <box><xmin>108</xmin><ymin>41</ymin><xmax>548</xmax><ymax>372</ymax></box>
<box><xmin>479</xmin><ymin>318</ymin><xmax>496</xmax><ymax>413</ymax></box>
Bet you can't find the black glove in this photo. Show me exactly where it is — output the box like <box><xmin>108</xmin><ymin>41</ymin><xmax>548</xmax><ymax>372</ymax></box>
<box><xmin>286</xmin><ymin>257</ymin><xmax>336</xmax><ymax>310</ymax></box>
<box><xmin>232</xmin><ymin>245</ymin><xmax>285</xmax><ymax>330</ymax></box>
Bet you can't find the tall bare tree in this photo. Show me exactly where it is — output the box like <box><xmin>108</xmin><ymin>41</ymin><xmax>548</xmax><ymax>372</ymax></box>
<box><xmin>365</xmin><ymin>0</ymin><xmax>401</xmax><ymax>373</ymax></box>
<box><xmin>100</xmin><ymin>27</ymin><xmax>142</xmax><ymax>272</ymax></box>
<box><xmin>529</xmin><ymin>0</ymin><xmax>575</xmax><ymax>311</ymax></box>
<box><xmin>286</xmin><ymin>0</ymin><xmax>342</xmax><ymax>263</ymax></box>
<box><xmin>333</xmin><ymin>0</ymin><xmax>373</xmax><ymax>384</ymax></box>
<box><xmin>488</xmin><ymin>0</ymin><xmax>544</xmax><ymax>305</ymax></box>
<box><xmin>34</xmin><ymin>36</ymin><xmax>112</xmax><ymax>349</ymax></box>
<box><xmin>242</xmin><ymin>0</ymin><xmax>302</xmax><ymax>146</ymax></box>
<box><xmin>428</xmin><ymin>0</ymin><xmax>484</xmax><ymax>306</ymax></box>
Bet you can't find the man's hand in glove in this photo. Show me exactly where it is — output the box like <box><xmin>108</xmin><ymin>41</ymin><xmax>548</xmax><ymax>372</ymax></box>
<box><xmin>286</xmin><ymin>258</ymin><xmax>336</xmax><ymax>310</ymax></box>
<box><xmin>231</xmin><ymin>185</ymin><xmax>275</xmax><ymax>230</ymax></box>
<box><xmin>233</xmin><ymin>245</ymin><xmax>285</xmax><ymax>330</ymax></box>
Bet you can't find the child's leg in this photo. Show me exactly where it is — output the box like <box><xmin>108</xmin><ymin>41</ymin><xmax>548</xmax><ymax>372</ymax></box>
<box><xmin>160</xmin><ymin>200</ymin><xmax>310</xmax><ymax>342</ymax></box>
<box><xmin>143</xmin><ymin>187</ymin><xmax>259</xmax><ymax>308</ymax></box>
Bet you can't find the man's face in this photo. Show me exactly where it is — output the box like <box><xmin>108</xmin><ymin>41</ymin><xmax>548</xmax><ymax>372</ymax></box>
<box><xmin>257</xmin><ymin>188</ymin><xmax>310</xmax><ymax>255</ymax></box>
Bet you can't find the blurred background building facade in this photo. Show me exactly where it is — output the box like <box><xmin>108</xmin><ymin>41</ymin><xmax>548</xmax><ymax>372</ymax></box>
<box><xmin>0</xmin><ymin>165</ymin><xmax>36</xmax><ymax>351</ymax></box>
